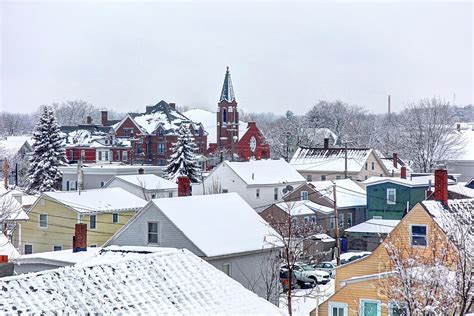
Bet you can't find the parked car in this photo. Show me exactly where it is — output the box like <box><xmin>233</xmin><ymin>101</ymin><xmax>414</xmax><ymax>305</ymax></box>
<box><xmin>339</xmin><ymin>252</ymin><xmax>370</xmax><ymax>265</ymax></box>
<box><xmin>279</xmin><ymin>269</ymin><xmax>297</xmax><ymax>292</ymax></box>
<box><xmin>282</xmin><ymin>264</ymin><xmax>330</xmax><ymax>284</ymax></box>
<box><xmin>312</xmin><ymin>262</ymin><xmax>336</xmax><ymax>278</ymax></box>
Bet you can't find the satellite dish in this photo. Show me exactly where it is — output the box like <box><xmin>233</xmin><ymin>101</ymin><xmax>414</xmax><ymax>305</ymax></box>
<box><xmin>282</xmin><ymin>188</ymin><xmax>288</xmax><ymax>194</ymax></box>
<box><xmin>286</xmin><ymin>185</ymin><xmax>294</xmax><ymax>192</ymax></box>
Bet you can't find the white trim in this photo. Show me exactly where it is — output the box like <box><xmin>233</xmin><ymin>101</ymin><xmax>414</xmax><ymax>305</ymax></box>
<box><xmin>328</xmin><ymin>302</ymin><xmax>348</xmax><ymax>316</ymax></box>
<box><xmin>38</xmin><ymin>213</ymin><xmax>48</xmax><ymax>229</ymax></box>
<box><xmin>387</xmin><ymin>188</ymin><xmax>396</xmax><ymax>205</ymax></box>
<box><xmin>410</xmin><ymin>224</ymin><xmax>428</xmax><ymax>247</ymax></box>
<box><xmin>360</xmin><ymin>298</ymin><xmax>381</xmax><ymax>316</ymax></box>
<box><xmin>89</xmin><ymin>214</ymin><xmax>97</xmax><ymax>230</ymax></box>
<box><xmin>147</xmin><ymin>221</ymin><xmax>160</xmax><ymax>245</ymax></box>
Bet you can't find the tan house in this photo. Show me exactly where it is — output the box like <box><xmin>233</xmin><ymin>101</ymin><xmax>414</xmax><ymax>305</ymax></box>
<box><xmin>290</xmin><ymin>145</ymin><xmax>389</xmax><ymax>182</ymax></box>
<box><xmin>314</xmin><ymin>196</ymin><xmax>469</xmax><ymax>316</ymax></box>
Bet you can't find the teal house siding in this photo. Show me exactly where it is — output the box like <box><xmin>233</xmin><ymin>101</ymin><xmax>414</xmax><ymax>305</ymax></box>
<box><xmin>367</xmin><ymin>182</ymin><xmax>428</xmax><ymax>219</ymax></box>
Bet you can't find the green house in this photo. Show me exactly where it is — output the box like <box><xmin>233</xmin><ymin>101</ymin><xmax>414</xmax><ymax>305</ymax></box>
<box><xmin>365</xmin><ymin>178</ymin><xmax>429</xmax><ymax>220</ymax></box>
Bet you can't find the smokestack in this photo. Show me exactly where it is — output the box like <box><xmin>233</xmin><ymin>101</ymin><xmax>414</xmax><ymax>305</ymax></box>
<box><xmin>3</xmin><ymin>160</ymin><xmax>8</xmax><ymax>190</ymax></box>
<box><xmin>392</xmin><ymin>153</ymin><xmax>398</xmax><ymax>169</ymax></box>
<box><xmin>177</xmin><ymin>176</ymin><xmax>191</xmax><ymax>197</ymax></box>
<box><xmin>400</xmin><ymin>166</ymin><xmax>407</xmax><ymax>179</ymax></box>
<box><xmin>101</xmin><ymin>111</ymin><xmax>108</xmax><ymax>126</ymax></box>
<box><xmin>323</xmin><ymin>138</ymin><xmax>329</xmax><ymax>149</ymax></box>
<box><xmin>73</xmin><ymin>223</ymin><xmax>87</xmax><ymax>253</ymax></box>
<box><xmin>434</xmin><ymin>166</ymin><xmax>448</xmax><ymax>207</ymax></box>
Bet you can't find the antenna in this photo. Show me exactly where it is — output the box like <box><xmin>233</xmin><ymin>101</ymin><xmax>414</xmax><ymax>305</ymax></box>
<box><xmin>388</xmin><ymin>94</ymin><xmax>391</xmax><ymax>115</ymax></box>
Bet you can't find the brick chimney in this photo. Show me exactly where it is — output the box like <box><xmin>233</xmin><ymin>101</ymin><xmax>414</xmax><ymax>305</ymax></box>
<box><xmin>392</xmin><ymin>153</ymin><xmax>398</xmax><ymax>169</ymax></box>
<box><xmin>3</xmin><ymin>159</ymin><xmax>8</xmax><ymax>190</ymax></box>
<box><xmin>323</xmin><ymin>138</ymin><xmax>329</xmax><ymax>149</ymax></box>
<box><xmin>400</xmin><ymin>166</ymin><xmax>407</xmax><ymax>179</ymax></box>
<box><xmin>177</xmin><ymin>176</ymin><xmax>191</xmax><ymax>197</ymax></box>
<box><xmin>86</xmin><ymin>116</ymin><xmax>92</xmax><ymax>124</ymax></box>
<box><xmin>169</xmin><ymin>103</ymin><xmax>176</xmax><ymax>110</ymax></box>
<box><xmin>73</xmin><ymin>223</ymin><xmax>87</xmax><ymax>253</ymax></box>
<box><xmin>434</xmin><ymin>166</ymin><xmax>448</xmax><ymax>207</ymax></box>
<box><xmin>101</xmin><ymin>111</ymin><xmax>108</xmax><ymax>126</ymax></box>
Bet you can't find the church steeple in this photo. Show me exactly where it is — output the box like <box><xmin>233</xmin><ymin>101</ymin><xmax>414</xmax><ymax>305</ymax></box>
<box><xmin>219</xmin><ymin>66</ymin><xmax>235</xmax><ymax>102</ymax></box>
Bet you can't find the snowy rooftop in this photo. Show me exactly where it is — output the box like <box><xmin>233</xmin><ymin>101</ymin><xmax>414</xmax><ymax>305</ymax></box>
<box><xmin>290</xmin><ymin>146</ymin><xmax>376</xmax><ymax>173</ymax></box>
<box><xmin>147</xmin><ymin>193</ymin><xmax>282</xmax><ymax>257</ymax></box>
<box><xmin>184</xmin><ymin>108</ymin><xmax>247</xmax><ymax>144</ymax></box>
<box><xmin>0</xmin><ymin>135</ymin><xmax>33</xmax><ymax>156</ymax></box>
<box><xmin>0</xmin><ymin>232</ymin><xmax>20</xmax><ymax>259</ymax></box>
<box><xmin>43</xmin><ymin>187</ymin><xmax>147</xmax><ymax>214</ymax></box>
<box><xmin>106</xmin><ymin>174</ymin><xmax>177</xmax><ymax>191</ymax></box>
<box><xmin>224</xmin><ymin>159</ymin><xmax>306</xmax><ymax>185</ymax></box>
<box><xmin>364</xmin><ymin>176</ymin><xmax>432</xmax><ymax>188</ymax></box>
<box><xmin>345</xmin><ymin>219</ymin><xmax>400</xmax><ymax>234</ymax></box>
<box><xmin>422</xmin><ymin>199</ymin><xmax>474</xmax><ymax>232</ymax></box>
<box><xmin>0</xmin><ymin>247</ymin><xmax>282</xmax><ymax>314</ymax></box>
<box><xmin>450</xmin><ymin>128</ymin><xmax>474</xmax><ymax>161</ymax></box>
<box><xmin>0</xmin><ymin>190</ymin><xmax>29</xmax><ymax>221</ymax></box>
<box><xmin>275</xmin><ymin>200</ymin><xmax>333</xmax><ymax>216</ymax></box>
<box><xmin>16</xmin><ymin>247</ymin><xmax>101</xmax><ymax>266</ymax></box>
<box><xmin>310</xmin><ymin>179</ymin><xmax>366</xmax><ymax>208</ymax></box>
<box><xmin>446</xmin><ymin>184</ymin><xmax>474</xmax><ymax>198</ymax></box>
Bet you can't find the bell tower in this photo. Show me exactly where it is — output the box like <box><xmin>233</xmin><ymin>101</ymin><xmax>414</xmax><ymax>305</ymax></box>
<box><xmin>217</xmin><ymin>66</ymin><xmax>239</xmax><ymax>159</ymax></box>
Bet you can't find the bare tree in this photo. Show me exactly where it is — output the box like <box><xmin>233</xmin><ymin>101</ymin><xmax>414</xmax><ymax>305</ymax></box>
<box><xmin>0</xmin><ymin>191</ymin><xmax>22</xmax><ymax>233</ymax></box>
<box><xmin>205</xmin><ymin>177</ymin><xmax>223</xmax><ymax>195</ymax></box>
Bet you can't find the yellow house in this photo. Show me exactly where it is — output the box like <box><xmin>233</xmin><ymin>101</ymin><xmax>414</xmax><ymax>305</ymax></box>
<box><xmin>21</xmin><ymin>188</ymin><xmax>147</xmax><ymax>254</ymax></box>
<box><xmin>314</xmin><ymin>199</ymin><xmax>464</xmax><ymax>316</ymax></box>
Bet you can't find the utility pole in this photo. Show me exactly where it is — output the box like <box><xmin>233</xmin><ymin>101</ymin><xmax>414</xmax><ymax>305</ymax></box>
<box><xmin>333</xmin><ymin>182</ymin><xmax>340</xmax><ymax>266</ymax></box>
<box><xmin>286</xmin><ymin>131</ymin><xmax>291</xmax><ymax>162</ymax></box>
<box><xmin>342</xmin><ymin>141</ymin><xmax>354</xmax><ymax>179</ymax></box>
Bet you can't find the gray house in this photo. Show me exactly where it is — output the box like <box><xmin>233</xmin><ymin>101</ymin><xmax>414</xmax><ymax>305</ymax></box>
<box><xmin>106</xmin><ymin>192</ymin><xmax>282</xmax><ymax>305</ymax></box>
<box><xmin>103</xmin><ymin>174</ymin><xmax>178</xmax><ymax>200</ymax></box>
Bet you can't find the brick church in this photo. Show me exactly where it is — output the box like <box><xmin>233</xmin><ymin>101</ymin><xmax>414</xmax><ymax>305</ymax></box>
<box><xmin>210</xmin><ymin>67</ymin><xmax>270</xmax><ymax>161</ymax></box>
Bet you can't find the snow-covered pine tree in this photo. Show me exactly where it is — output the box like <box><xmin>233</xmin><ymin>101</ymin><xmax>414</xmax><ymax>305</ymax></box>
<box><xmin>165</xmin><ymin>124</ymin><xmax>201</xmax><ymax>182</ymax></box>
<box><xmin>26</xmin><ymin>105</ymin><xmax>66</xmax><ymax>193</ymax></box>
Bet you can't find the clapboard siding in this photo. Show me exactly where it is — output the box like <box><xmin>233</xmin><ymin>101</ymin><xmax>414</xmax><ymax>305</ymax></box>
<box><xmin>110</xmin><ymin>204</ymin><xmax>205</xmax><ymax>257</ymax></box>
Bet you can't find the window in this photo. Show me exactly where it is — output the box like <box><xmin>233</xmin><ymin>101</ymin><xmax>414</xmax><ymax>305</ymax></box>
<box><xmin>321</xmin><ymin>175</ymin><xmax>327</xmax><ymax>181</ymax></box>
<box><xmin>122</xmin><ymin>150</ymin><xmax>128</xmax><ymax>161</ymax></box>
<box><xmin>151</xmin><ymin>194</ymin><xmax>156</xmax><ymax>199</ymax></box>
<box><xmin>89</xmin><ymin>214</ymin><xmax>97</xmax><ymax>230</ymax></box>
<box><xmin>158</xmin><ymin>159</ymin><xmax>165</xmax><ymax>166</ymax></box>
<box><xmin>100</xmin><ymin>181</ymin><xmax>105</xmax><ymax>188</ymax></box>
<box><xmin>329</xmin><ymin>302</ymin><xmax>348</xmax><ymax>316</ymax></box>
<box><xmin>365</xmin><ymin>162</ymin><xmax>368</xmax><ymax>170</ymax></box>
<box><xmin>361</xmin><ymin>299</ymin><xmax>381</xmax><ymax>316</ymax></box>
<box><xmin>24</xmin><ymin>244</ymin><xmax>33</xmax><ymax>255</ymax></box>
<box><xmin>222</xmin><ymin>189</ymin><xmax>228</xmax><ymax>194</ymax></box>
<box><xmin>300</xmin><ymin>191</ymin><xmax>309</xmax><ymax>201</ymax></box>
<box><xmin>81</xmin><ymin>150</ymin><xmax>85</xmax><ymax>160</ymax></box>
<box><xmin>90</xmin><ymin>244</ymin><xmax>97</xmax><ymax>247</ymax></box>
<box><xmin>338</xmin><ymin>213</ymin><xmax>344</xmax><ymax>228</ymax></box>
<box><xmin>53</xmin><ymin>245</ymin><xmax>62</xmax><ymax>251</ymax></box>
<box><xmin>256</xmin><ymin>189</ymin><xmax>260</xmax><ymax>199</ymax></box>
<box><xmin>387</xmin><ymin>188</ymin><xmax>396</xmax><ymax>204</ymax></box>
<box><xmin>67</xmin><ymin>180</ymin><xmax>77</xmax><ymax>191</ymax></box>
<box><xmin>411</xmin><ymin>225</ymin><xmax>427</xmax><ymax>246</ymax></box>
<box><xmin>105</xmin><ymin>151</ymin><xmax>109</xmax><ymax>161</ymax></box>
<box><xmin>336</xmin><ymin>175</ymin><xmax>341</xmax><ymax>180</ymax></box>
<box><xmin>39</xmin><ymin>214</ymin><xmax>48</xmax><ymax>228</ymax></box>
<box><xmin>347</xmin><ymin>213</ymin><xmax>353</xmax><ymax>227</ymax></box>
<box><xmin>98</xmin><ymin>151</ymin><xmax>102</xmax><ymax>161</ymax></box>
<box><xmin>124</xmin><ymin>128</ymin><xmax>134</xmax><ymax>137</ymax></box>
<box><xmin>274</xmin><ymin>188</ymin><xmax>278</xmax><ymax>201</ymax></box>
<box><xmin>330</xmin><ymin>217</ymin><xmax>335</xmax><ymax>229</ymax></box>
<box><xmin>222</xmin><ymin>263</ymin><xmax>231</xmax><ymax>275</ymax></box>
<box><xmin>307</xmin><ymin>175</ymin><xmax>312</xmax><ymax>182</ymax></box>
<box><xmin>311</xmin><ymin>215</ymin><xmax>316</xmax><ymax>223</ymax></box>
<box><xmin>158</xmin><ymin>143</ymin><xmax>165</xmax><ymax>155</ymax></box>
<box><xmin>69</xmin><ymin>149</ymin><xmax>74</xmax><ymax>160</ymax></box>
<box><xmin>304</xmin><ymin>216</ymin><xmax>309</xmax><ymax>222</ymax></box>
<box><xmin>112</xmin><ymin>213</ymin><xmax>119</xmax><ymax>223</ymax></box>
<box><xmin>371</xmin><ymin>162</ymin><xmax>375</xmax><ymax>170</ymax></box>
<box><xmin>222</xmin><ymin>108</ymin><xmax>227</xmax><ymax>123</ymax></box>
<box><xmin>389</xmin><ymin>303</ymin><xmax>406</xmax><ymax>316</ymax></box>
<box><xmin>365</xmin><ymin>176</ymin><xmax>368</xmax><ymax>180</ymax></box>
<box><xmin>168</xmin><ymin>192</ymin><xmax>174</xmax><ymax>197</ymax></box>
<box><xmin>148</xmin><ymin>222</ymin><xmax>159</xmax><ymax>244</ymax></box>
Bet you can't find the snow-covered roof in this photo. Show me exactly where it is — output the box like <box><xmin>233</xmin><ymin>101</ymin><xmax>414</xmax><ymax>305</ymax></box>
<box><xmin>312</xmin><ymin>233</ymin><xmax>336</xmax><ymax>243</ymax></box>
<box><xmin>16</xmin><ymin>247</ymin><xmax>101</xmax><ymax>266</ymax></box>
<box><xmin>290</xmin><ymin>146</ymin><xmax>378</xmax><ymax>173</ymax></box>
<box><xmin>146</xmin><ymin>193</ymin><xmax>281</xmax><ymax>257</ymax></box>
<box><xmin>42</xmin><ymin>187</ymin><xmax>147</xmax><ymax>214</ymax></box>
<box><xmin>106</xmin><ymin>174</ymin><xmax>177</xmax><ymax>191</ymax></box>
<box><xmin>344</xmin><ymin>219</ymin><xmax>400</xmax><ymax>234</ymax></box>
<box><xmin>364</xmin><ymin>176</ymin><xmax>431</xmax><ymax>188</ymax></box>
<box><xmin>450</xmin><ymin>128</ymin><xmax>474</xmax><ymax>161</ymax></box>
<box><xmin>183</xmin><ymin>108</ymin><xmax>247</xmax><ymax>144</ymax></box>
<box><xmin>310</xmin><ymin>179</ymin><xmax>366</xmax><ymax>208</ymax></box>
<box><xmin>0</xmin><ymin>190</ymin><xmax>29</xmax><ymax>221</ymax></box>
<box><xmin>0</xmin><ymin>135</ymin><xmax>33</xmax><ymax>156</ymax></box>
<box><xmin>422</xmin><ymin>199</ymin><xmax>474</xmax><ymax>231</ymax></box>
<box><xmin>379</xmin><ymin>156</ymin><xmax>413</xmax><ymax>175</ymax></box>
<box><xmin>447</xmin><ymin>184</ymin><xmax>474</xmax><ymax>198</ymax></box>
<box><xmin>224</xmin><ymin>159</ymin><xmax>306</xmax><ymax>186</ymax></box>
<box><xmin>275</xmin><ymin>200</ymin><xmax>333</xmax><ymax>216</ymax></box>
<box><xmin>0</xmin><ymin>247</ymin><xmax>282</xmax><ymax>314</ymax></box>
<box><xmin>0</xmin><ymin>232</ymin><xmax>20</xmax><ymax>260</ymax></box>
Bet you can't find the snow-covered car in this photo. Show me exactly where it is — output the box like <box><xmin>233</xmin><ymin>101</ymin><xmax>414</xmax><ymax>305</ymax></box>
<box><xmin>312</xmin><ymin>262</ymin><xmax>336</xmax><ymax>278</ymax></box>
<box><xmin>283</xmin><ymin>264</ymin><xmax>330</xmax><ymax>284</ymax></box>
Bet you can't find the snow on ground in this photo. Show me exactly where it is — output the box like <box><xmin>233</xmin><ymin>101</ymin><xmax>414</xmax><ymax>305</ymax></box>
<box><xmin>279</xmin><ymin>279</ymin><xmax>335</xmax><ymax>316</ymax></box>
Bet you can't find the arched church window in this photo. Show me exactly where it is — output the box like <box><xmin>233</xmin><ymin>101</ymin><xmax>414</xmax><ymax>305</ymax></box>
<box><xmin>222</xmin><ymin>108</ymin><xmax>227</xmax><ymax>123</ymax></box>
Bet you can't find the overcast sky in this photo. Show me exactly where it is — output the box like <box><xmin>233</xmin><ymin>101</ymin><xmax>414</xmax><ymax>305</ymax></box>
<box><xmin>1</xmin><ymin>1</ymin><xmax>472</xmax><ymax>115</ymax></box>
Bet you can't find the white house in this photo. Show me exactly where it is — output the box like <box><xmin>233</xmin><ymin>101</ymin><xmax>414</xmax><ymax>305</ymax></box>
<box><xmin>193</xmin><ymin>159</ymin><xmax>306</xmax><ymax>212</ymax></box>
<box><xmin>102</xmin><ymin>174</ymin><xmax>178</xmax><ymax>200</ymax></box>
<box><xmin>106</xmin><ymin>193</ymin><xmax>283</xmax><ymax>304</ymax></box>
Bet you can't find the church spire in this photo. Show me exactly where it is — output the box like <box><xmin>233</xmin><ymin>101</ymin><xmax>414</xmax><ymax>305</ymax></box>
<box><xmin>219</xmin><ymin>66</ymin><xmax>235</xmax><ymax>102</ymax></box>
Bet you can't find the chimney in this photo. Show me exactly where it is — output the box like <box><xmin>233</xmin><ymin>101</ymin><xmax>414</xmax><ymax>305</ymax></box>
<box><xmin>177</xmin><ymin>176</ymin><xmax>191</xmax><ymax>197</ymax></box>
<box><xmin>392</xmin><ymin>153</ymin><xmax>398</xmax><ymax>169</ymax></box>
<box><xmin>3</xmin><ymin>159</ymin><xmax>8</xmax><ymax>190</ymax></box>
<box><xmin>323</xmin><ymin>138</ymin><xmax>329</xmax><ymax>149</ymax></box>
<box><xmin>434</xmin><ymin>166</ymin><xmax>448</xmax><ymax>207</ymax></box>
<box><xmin>169</xmin><ymin>103</ymin><xmax>176</xmax><ymax>110</ymax></box>
<box><xmin>400</xmin><ymin>166</ymin><xmax>407</xmax><ymax>179</ymax></box>
<box><xmin>101</xmin><ymin>111</ymin><xmax>108</xmax><ymax>126</ymax></box>
<box><xmin>0</xmin><ymin>255</ymin><xmax>13</xmax><ymax>277</ymax></box>
<box><xmin>247</xmin><ymin>122</ymin><xmax>256</xmax><ymax>129</ymax></box>
<box><xmin>86</xmin><ymin>116</ymin><xmax>92</xmax><ymax>124</ymax></box>
<box><xmin>138</xmin><ymin>168</ymin><xmax>144</xmax><ymax>175</ymax></box>
<box><xmin>73</xmin><ymin>223</ymin><xmax>87</xmax><ymax>253</ymax></box>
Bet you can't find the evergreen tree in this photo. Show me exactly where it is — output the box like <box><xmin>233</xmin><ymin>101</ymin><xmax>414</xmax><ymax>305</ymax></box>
<box><xmin>26</xmin><ymin>105</ymin><xmax>66</xmax><ymax>193</ymax></box>
<box><xmin>165</xmin><ymin>124</ymin><xmax>201</xmax><ymax>182</ymax></box>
